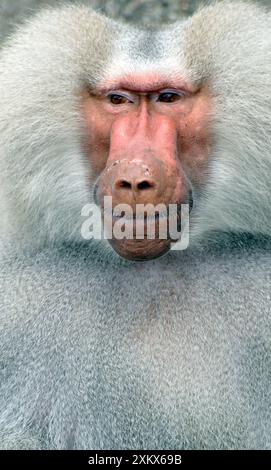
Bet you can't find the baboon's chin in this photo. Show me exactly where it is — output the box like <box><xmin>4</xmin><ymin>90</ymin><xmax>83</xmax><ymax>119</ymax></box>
<box><xmin>108</xmin><ymin>237</ymin><xmax>171</xmax><ymax>261</ymax></box>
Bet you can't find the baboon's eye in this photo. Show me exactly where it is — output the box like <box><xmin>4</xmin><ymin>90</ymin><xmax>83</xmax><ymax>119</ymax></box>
<box><xmin>157</xmin><ymin>91</ymin><xmax>184</xmax><ymax>103</ymax></box>
<box><xmin>108</xmin><ymin>93</ymin><xmax>133</xmax><ymax>105</ymax></box>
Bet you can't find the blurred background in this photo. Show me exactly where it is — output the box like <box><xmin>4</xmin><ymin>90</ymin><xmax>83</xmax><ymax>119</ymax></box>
<box><xmin>0</xmin><ymin>0</ymin><xmax>270</xmax><ymax>43</ymax></box>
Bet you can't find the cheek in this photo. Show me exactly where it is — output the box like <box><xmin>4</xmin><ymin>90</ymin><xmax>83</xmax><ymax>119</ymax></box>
<box><xmin>81</xmin><ymin>95</ymin><xmax>112</xmax><ymax>175</ymax></box>
<box><xmin>177</xmin><ymin>93</ymin><xmax>212</xmax><ymax>184</ymax></box>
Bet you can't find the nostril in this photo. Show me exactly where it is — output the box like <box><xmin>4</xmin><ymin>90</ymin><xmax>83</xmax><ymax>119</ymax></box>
<box><xmin>115</xmin><ymin>179</ymin><xmax>156</xmax><ymax>192</ymax></box>
<box><xmin>137</xmin><ymin>180</ymin><xmax>155</xmax><ymax>191</ymax></box>
<box><xmin>115</xmin><ymin>179</ymin><xmax>132</xmax><ymax>190</ymax></box>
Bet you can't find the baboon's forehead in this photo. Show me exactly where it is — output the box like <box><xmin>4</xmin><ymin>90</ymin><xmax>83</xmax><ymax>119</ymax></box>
<box><xmin>101</xmin><ymin>23</ymin><xmax>187</xmax><ymax>82</ymax></box>
<box><xmin>127</xmin><ymin>31</ymin><xmax>164</xmax><ymax>61</ymax></box>
<box><xmin>126</xmin><ymin>24</ymin><xmax>185</xmax><ymax>61</ymax></box>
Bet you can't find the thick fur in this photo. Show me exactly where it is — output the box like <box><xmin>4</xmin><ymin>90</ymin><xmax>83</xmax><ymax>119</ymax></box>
<box><xmin>0</xmin><ymin>234</ymin><xmax>270</xmax><ymax>449</ymax></box>
<box><xmin>0</xmin><ymin>1</ymin><xmax>270</xmax><ymax>450</ymax></box>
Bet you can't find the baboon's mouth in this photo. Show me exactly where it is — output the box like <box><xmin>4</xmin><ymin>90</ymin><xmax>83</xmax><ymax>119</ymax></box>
<box><xmin>93</xmin><ymin>180</ymin><xmax>193</xmax><ymax>260</ymax></box>
<box><xmin>102</xmin><ymin>204</ymin><xmax>188</xmax><ymax>261</ymax></box>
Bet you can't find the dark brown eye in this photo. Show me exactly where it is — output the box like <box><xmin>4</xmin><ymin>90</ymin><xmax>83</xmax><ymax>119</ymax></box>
<box><xmin>110</xmin><ymin>94</ymin><xmax>129</xmax><ymax>105</ymax></box>
<box><xmin>158</xmin><ymin>92</ymin><xmax>182</xmax><ymax>103</ymax></box>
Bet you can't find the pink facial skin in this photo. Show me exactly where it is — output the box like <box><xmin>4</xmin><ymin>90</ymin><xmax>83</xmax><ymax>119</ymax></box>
<box><xmin>81</xmin><ymin>74</ymin><xmax>212</xmax><ymax>260</ymax></box>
